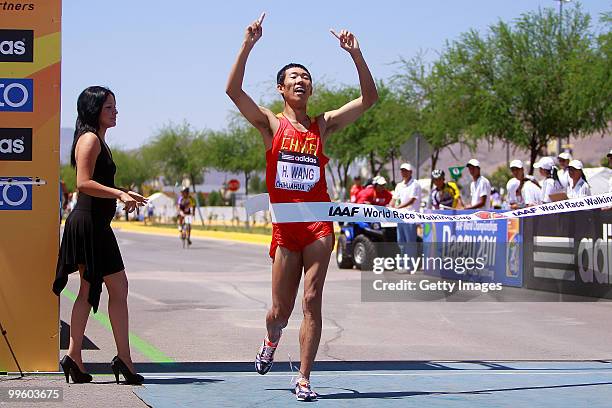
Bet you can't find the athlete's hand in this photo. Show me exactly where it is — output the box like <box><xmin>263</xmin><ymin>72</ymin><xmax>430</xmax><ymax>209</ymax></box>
<box><xmin>119</xmin><ymin>192</ymin><xmax>138</xmax><ymax>213</ymax></box>
<box><xmin>330</xmin><ymin>29</ymin><xmax>360</xmax><ymax>55</ymax></box>
<box><xmin>244</xmin><ymin>12</ymin><xmax>265</xmax><ymax>48</ymax></box>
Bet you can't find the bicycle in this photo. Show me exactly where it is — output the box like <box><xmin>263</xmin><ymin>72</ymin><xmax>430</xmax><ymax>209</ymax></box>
<box><xmin>180</xmin><ymin>214</ymin><xmax>193</xmax><ymax>248</ymax></box>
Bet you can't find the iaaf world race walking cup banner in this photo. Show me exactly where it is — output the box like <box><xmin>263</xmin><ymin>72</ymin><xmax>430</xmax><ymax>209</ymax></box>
<box><xmin>0</xmin><ymin>1</ymin><xmax>61</xmax><ymax>372</ymax></box>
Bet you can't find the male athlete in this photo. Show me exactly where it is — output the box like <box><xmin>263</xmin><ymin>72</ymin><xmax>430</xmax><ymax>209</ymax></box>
<box><xmin>226</xmin><ymin>13</ymin><xmax>378</xmax><ymax>401</ymax></box>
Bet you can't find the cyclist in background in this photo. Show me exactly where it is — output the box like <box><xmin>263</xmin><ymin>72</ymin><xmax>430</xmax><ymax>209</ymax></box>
<box><xmin>177</xmin><ymin>187</ymin><xmax>195</xmax><ymax>246</ymax></box>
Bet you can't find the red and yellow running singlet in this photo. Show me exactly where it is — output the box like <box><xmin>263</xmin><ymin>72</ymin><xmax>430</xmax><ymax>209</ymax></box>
<box><xmin>265</xmin><ymin>114</ymin><xmax>331</xmax><ymax>204</ymax></box>
<box><xmin>265</xmin><ymin>114</ymin><xmax>333</xmax><ymax>258</ymax></box>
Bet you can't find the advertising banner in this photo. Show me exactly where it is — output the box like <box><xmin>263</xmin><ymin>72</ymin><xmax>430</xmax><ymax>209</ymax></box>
<box><xmin>422</xmin><ymin>210</ymin><xmax>523</xmax><ymax>288</ymax></box>
<box><xmin>523</xmin><ymin>210</ymin><xmax>612</xmax><ymax>299</ymax></box>
<box><xmin>0</xmin><ymin>1</ymin><xmax>61</xmax><ymax>371</ymax></box>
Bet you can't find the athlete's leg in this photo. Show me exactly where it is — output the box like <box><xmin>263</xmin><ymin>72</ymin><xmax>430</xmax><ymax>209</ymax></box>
<box><xmin>299</xmin><ymin>234</ymin><xmax>333</xmax><ymax>380</ymax></box>
<box><xmin>266</xmin><ymin>246</ymin><xmax>302</xmax><ymax>343</ymax></box>
<box><xmin>66</xmin><ymin>265</ymin><xmax>92</xmax><ymax>373</ymax></box>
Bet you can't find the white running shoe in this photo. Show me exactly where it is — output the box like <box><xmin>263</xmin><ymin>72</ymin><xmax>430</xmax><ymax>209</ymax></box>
<box><xmin>294</xmin><ymin>377</ymin><xmax>318</xmax><ymax>401</ymax></box>
<box><xmin>255</xmin><ymin>335</ymin><xmax>279</xmax><ymax>375</ymax></box>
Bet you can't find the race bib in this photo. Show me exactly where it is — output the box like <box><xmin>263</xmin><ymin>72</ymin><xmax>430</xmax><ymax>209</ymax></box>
<box><xmin>275</xmin><ymin>151</ymin><xmax>320</xmax><ymax>192</ymax></box>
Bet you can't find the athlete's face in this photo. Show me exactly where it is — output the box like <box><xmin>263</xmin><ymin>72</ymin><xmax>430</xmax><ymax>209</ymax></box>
<box><xmin>277</xmin><ymin>67</ymin><xmax>312</xmax><ymax>104</ymax></box>
<box><xmin>98</xmin><ymin>94</ymin><xmax>117</xmax><ymax>129</ymax></box>
<box><xmin>433</xmin><ymin>178</ymin><xmax>444</xmax><ymax>189</ymax></box>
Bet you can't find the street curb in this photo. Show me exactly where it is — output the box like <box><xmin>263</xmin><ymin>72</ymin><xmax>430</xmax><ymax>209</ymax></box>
<box><xmin>110</xmin><ymin>221</ymin><xmax>270</xmax><ymax>246</ymax></box>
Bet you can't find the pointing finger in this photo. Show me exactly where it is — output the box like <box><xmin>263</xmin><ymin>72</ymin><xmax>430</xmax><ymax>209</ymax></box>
<box><xmin>329</xmin><ymin>29</ymin><xmax>341</xmax><ymax>40</ymax></box>
<box><xmin>258</xmin><ymin>12</ymin><xmax>266</xmax><ymax>25</ymax></box>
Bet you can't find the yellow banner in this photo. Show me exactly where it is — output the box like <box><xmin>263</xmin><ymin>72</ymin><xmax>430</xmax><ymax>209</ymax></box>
<box><xmin>0</xmin><ymin>1</ymin><xmax>61</xmax><ymax>372</ymax></box>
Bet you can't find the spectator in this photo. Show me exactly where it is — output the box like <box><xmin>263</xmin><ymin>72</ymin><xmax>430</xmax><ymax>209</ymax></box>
<box><xmin>144</xmin><ymin>201</ymin><xmax>155</xmax><ymax>225</ymax></box>
<box><xmin>355</xmin><ymin>176</ymin><xmax>392</xmax><ymax>206</ymax></box>
<box><xmin>534</xmin><ymin>156</ymin><xmax>564</xmax><ymax>202</ymax></box>
<box><xmin>464</xmin><ymin>159</ymin><xmax>491</xmax><ymax>210</ymax></box>
<box><xmin>394</xmin><ymin>168</ymin><xmax>421</xmax><ymax>260</ymax></box>
<box><xmin>557</xmin><ymin>152</ymin><xmax>572</xmax><ymax>188</ymax></box>
<box><xmin>430</xmin><ymin>169</ymin><xmax>463</xmax><ymax>209</ymax></box>
<box><xmin>393</xmin><ymin>163</ymin><xmax>413</xmax><ymax>205</ymax></box>
<box><xmin>491</xmin><ymin>188</ymin><xmax>502</xmax><ymax>209</ymax></box>
<box><xmin>567</xmin><ymin>160</ymin><xmax>591</xmax><ymax>198</ymax></box>
<box><xmin>349</xmin><ymin>175</ymin><xmax>364</xmax><ymax>203</ymax></box>
<box><xmin>506</xmin><ymin>159</ymin><xmax>541</xmax><ymax>209</ymax></box>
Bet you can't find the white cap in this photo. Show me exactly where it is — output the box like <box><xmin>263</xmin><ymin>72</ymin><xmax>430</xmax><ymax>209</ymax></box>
<box><xmin>374</xmin><ymin>176</ymin><xmax>387</xmax><ymax>185</ymax></box>
<box><xmin>568</xmin><ymin>160</ymin><xmax>583</xmax><ymax>170</ymax></box>
<box><xmin>534</xmin><ymin>157</ymin><xmax>554</xmax><ymax>171</ymax></box>
<box><xmin>399</xmin><ymin>163</ymin><xmax>413</xmax><ymax>171</ymax></box>
<box><xmin>558</xmin><ymin>152</ymin><xmax>572</xmax><ymax>160</ymax></box>
<box><xmin>509</xmin><ymin>159</ymin><xmax>523</xmax><ymax>169</ymax></box>
<box><xmin>607</xmin><ymin>149</ymin><xmax>612</xmax><ymax>157</ymax></box>
<box><xmin>466</xmin><ymin>158</ymin><xmax>480</xmax><ymax>167</ymax></box>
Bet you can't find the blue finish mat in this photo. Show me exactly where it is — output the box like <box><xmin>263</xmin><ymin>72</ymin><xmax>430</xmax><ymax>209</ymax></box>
<box><xmin>133</xmin><ymin>361</ymin><xmax>612</xmax><ymax>407</ymax></box>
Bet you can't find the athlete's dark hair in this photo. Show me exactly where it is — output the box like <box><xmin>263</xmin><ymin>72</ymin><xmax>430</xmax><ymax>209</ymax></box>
<box><xmin>276</xmin><ymin>63</ymin><xmax>311</xmax><ymax>85</ymax></box>
<box><xmin>70</xmin><ymin>86</ymin><xmax>115</xmax><ymax>167</ymax></box>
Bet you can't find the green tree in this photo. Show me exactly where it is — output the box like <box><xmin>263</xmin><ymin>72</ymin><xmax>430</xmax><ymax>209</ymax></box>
<box><xmin>145</xmin><ymin>122</ymin><xmax>209</xmax><ymax>224</ymax></box>
<box><xmin>206</xmin><ymin>122</ymin><xmax>266</xmax><ymax>197</ymax></box>
<box><xmin>488</xmin><ymin>165</ymin><xmax>513</xmax><ymax>190</ymax></box>
<box><xmin>60</xmin><ymin>164</ymin><xmax>76</xmax><ymax>192</ymax></box>
<box><xmin>111</xmin><ymin>147</ymin><xmax>156</xmax><ymax>193</ymax></box>
<box><xmin>441</xmin><ymin>5</ymin><xmax>608</xmax><ymax>173</ymax></box>
<box><xmin>394</xmin><ymin>54</ymin><xmax>474</xmax><ymax>175</ymax></box>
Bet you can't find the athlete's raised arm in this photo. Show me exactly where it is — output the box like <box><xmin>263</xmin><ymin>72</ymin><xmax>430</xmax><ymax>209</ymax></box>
<box><xmin>320</xmin><ymin>29</ymin><xmax>378</xmax><ymax>140</ymax></box>
<box><xmin>226</xmin><ymin>13</ymin><xmax>278</xmax><ymax>148</ymax></box>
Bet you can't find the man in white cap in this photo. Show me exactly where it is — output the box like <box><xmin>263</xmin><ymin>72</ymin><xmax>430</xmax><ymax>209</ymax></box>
<box><xmin>534</xmin><ymin>156</ymin><xmax>564</xmax><ymax>202</ymax></box>
<box><xmin>506</xmin><ymin>159</ymin><xmax>541</xmax><ymax>209</ymax></box>
<box><xmin>355</xmin><ymin>176</ymin><xmax>393</xmax><ymax>206</ymax></box>
<box><xmin>464</xmin><ymin>159</ymin><xmax>491</xmax><ymax>210</ymax></box>
<box><xmin>557</xmin><ymin>152</ymin><xmax>572</xmax><ymax>188</ymax></box>
<box><xmin>393</xmin><ymin>163</ymin><xmax>413</xmax><ymax>203</ymax></box>
<box><xmin>393</xmin><ymin>163</ymin><xmax>421</xmax><ymax>261</ymax></box>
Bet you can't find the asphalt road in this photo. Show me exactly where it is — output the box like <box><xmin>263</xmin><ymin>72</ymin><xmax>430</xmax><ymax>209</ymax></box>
<box><xmin>59</xmin><ymin>229</ymin><xmax>612</xmax><ymax>366</ymax></box>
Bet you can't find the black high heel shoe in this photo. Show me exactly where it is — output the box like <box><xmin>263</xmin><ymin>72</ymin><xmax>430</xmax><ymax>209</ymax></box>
<box><xmin>59</xmin><ymin>355</ymin><xmax>92</xmax><ymax>384</ymax></box>
<box><xmin>110</xmin><ymin>356</ymin><xmax>144</xmax><ymax>385</ymax></box>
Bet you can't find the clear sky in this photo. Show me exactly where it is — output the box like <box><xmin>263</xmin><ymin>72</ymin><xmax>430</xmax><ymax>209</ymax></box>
<box><xmin>60</xmin><ymin>0</ymin><xmax>610</xmax><ymax>149</ymax></box>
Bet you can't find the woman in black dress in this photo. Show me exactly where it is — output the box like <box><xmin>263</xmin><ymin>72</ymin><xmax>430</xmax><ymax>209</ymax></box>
<box><xmin>53</xmin><ymin>86</ymin><xmax>146</xmax><ymax>385</ymax></box>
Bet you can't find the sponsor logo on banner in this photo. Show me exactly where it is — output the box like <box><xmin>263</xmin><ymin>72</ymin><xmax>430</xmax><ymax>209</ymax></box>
<box><xmin>0</xmin><ymin>128</ymin><xmax>32</xmax><ymax>161</ymax></box>
<box><xmin>0</xmin><ymin>177</ymin><xmax>32</xmax><ymax>210</ymax></box>
<box><xmin>0</xmin><ymin>29</ymin><xmax>33</xmax><ymax>62</ymax></box>
<box><xmin>577</xmin><ymin>224</ymin><xmax>612</xmax><ymax>284</ymax></box>
<box><xmin>0</xmin><ymin>78</ymin><xmax>33</xmax><ymax>111</ymax></box>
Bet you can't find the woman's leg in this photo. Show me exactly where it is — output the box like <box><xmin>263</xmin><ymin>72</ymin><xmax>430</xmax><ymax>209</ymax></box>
<box><xmin>103</xmin><ymin>270</ymin><xmax>137</xmax><ymax>373</ymax></box>
<box><xmin>66</xmin><ymin>265</ymin><xmax>92</xmax><ymax>372</ymax></box>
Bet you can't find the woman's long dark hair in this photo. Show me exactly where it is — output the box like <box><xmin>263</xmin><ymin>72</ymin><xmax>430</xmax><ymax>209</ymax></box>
<box><xmin>70</xmin><ymin>86</ymin><xmax>115</xmax><ymax>167</ymax></box>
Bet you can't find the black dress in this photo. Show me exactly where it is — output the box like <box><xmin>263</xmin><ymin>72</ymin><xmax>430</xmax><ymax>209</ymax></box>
<box><xmin>53</xmin><ymin>136</ymin><xmax>124</xmax><ymax>313</ymax></box>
